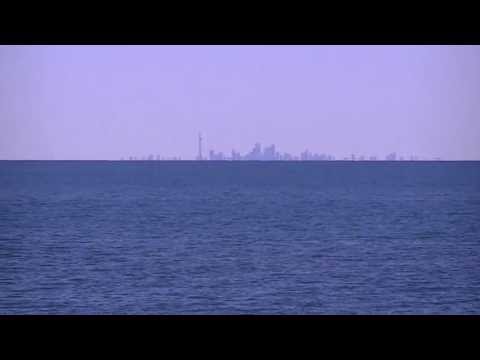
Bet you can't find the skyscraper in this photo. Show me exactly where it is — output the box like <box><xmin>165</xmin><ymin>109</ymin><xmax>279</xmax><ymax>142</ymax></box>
<box><xmin>196</xmin><ymin>133</ymin><xmax>203</xmax><ymax>160</ymax></box>
<box><xmin>386</xmin><ymin>152</ymin><xmax>397</xmax><ymax>161</ymax></box>
<box><xmin>264</xmin><ymin>144</ymin><xmax>276</xmax><ymax>160</ymax></box>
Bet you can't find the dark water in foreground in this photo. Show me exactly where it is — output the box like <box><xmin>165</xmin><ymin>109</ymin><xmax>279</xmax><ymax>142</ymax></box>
<box><xmin>1</xmin><ymin>161</ymin><xmax>479</xmax><ymax>314</ymax></box>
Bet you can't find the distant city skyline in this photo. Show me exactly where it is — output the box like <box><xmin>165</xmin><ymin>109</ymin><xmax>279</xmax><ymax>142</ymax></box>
<box><xmin>121</xmin><ymin>135</ymin><xmax>441</xmax><ymax>161</ymax></box>
<box><xmin>1</xmin><ymin>45</ymin><xmax>479</xmax><ymax>160</ymax></box>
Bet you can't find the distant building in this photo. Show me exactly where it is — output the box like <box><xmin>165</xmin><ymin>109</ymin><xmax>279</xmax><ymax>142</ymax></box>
<box><xmin>189</xmin><ymin>140</ymin><xmax>420</xmax><ymax>162</ymax></box>
<box><xmin>386</xmin><ymin>152</ymin><xmax>397</xmax><ymax>161</ymax></box>
<box><xmin>230</xmin><ymin>150</ymin><xmax>241</xmax><ymax>161</ymax></box>
<box><xmin>263</xmin><ymin>144</ymin><xmax>276</xmax><ymax>160</ymax></box>
<box><xmin>253</xmin><ymin>143</ymin><xmax>262</xmax><ymax>160</ymax></box>
<box><xmin>209</xmin><ymin>149</ymin><xmax>225</xmax><ymax>160</ymax></box>
<box><xmin>196</xmin><ymin>133</ymin><xmax>204</xmax><ymax>160</ymax></box>
<box><xmin>301</xmin><ymin>149</ymin><xmax>311</xmax><ymax>161</ymax></box>
<box><xmin>244</xmin><ymin>143</ymin><xmax>262</xmax><ymax>160</ymax></box>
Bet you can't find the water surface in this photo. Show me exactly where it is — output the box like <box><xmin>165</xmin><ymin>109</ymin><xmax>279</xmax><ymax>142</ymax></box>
<box><xmin>1</xmin><ymin>161</ymin><xmax>479</xmax><ymax>314</ymax></box>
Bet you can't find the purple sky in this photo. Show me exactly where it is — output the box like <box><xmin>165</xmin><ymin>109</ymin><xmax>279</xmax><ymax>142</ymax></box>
<box><xmin>1</xmin><ymin>45</ymin><xmax>479</xmax><ymax>160</ymax></box>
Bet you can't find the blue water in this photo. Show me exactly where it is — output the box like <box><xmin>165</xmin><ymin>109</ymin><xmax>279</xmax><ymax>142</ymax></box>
<box><xmin>1</xmin><ymin>161</ymin><xmax>479</xmax><ymax>314</ymax></box>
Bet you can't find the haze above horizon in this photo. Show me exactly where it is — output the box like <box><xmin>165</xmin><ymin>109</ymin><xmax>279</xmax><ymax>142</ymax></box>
<box><xmin>1</xmin><ymin>45</ymin><xmax>479</xmax><ymax>160</ymax></box>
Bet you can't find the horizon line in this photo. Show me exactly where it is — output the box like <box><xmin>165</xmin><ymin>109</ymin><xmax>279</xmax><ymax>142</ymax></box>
<box><xmin>2</xmin><ymin>159</ymin><xmax>480</xmax><ymax>162</ymax></box>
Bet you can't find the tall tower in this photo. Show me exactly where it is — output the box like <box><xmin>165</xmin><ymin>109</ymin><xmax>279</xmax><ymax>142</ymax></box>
<box><xmin>196</xmin><ymin>132</ymin><xmax>203</xmax><ymax>160</ymax></box>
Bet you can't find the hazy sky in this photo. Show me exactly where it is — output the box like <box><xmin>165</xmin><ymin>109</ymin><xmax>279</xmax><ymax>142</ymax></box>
<box><xmin>1</xmin><ymin>45</ymin><xmax>479</xmax><ymax>160</ymax></box>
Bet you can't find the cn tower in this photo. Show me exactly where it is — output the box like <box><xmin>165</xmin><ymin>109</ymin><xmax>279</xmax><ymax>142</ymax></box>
<box><xmin>196</xmin><ymin>132</ymin><xmax>203</xmax><ymax>160</ymax></box>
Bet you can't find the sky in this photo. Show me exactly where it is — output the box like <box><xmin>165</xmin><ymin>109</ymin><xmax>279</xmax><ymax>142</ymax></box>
<box><xmin>1</xmin><ymin>45</ymin><xmax>479</xmax><ymax>160</ymax></box>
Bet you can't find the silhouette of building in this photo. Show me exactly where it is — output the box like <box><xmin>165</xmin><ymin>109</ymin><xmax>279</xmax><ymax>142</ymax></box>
<box><xmin>180</xmin><ymin>139</ymin><xmax>414</xmax><ymax>161</ymax></box>
<box><xmin>244</xmin><ymin>143</ymin><xmax>262</xmax><ymax>160</ymax></box>
<box><xmin>196</xmin><ymin>133</ymin><xmax>204</xmax><ymax>160</ymax></box>
<box><xmin>386</xmin><ymin>152</ymin><xmax>397</xmax><ymax>161</ymax></box>
<box><xmin>263</xmin><ymin>144</ymin><xmax>277</xmax><ymax>160</ymax></box>
<box><xmin>301</xmin><ymin>149</ymin><xmax>310</xmax><ymax>161</ymax></box>
<box><xmin>209</xmin><ymin>150</ymin><xmax>225</xmax><ymax>160</ymax></box>
<box><xmin>231</xmin><ymin>150</ymin><xmax>241</xmax><ymax>160</ymax></box>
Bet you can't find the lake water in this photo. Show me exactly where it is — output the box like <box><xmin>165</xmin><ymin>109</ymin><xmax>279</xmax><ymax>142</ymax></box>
<box><xmin>1</xmin><ymin>161</ymin><xmax>479</xmax><ymax>314</ymax></box>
